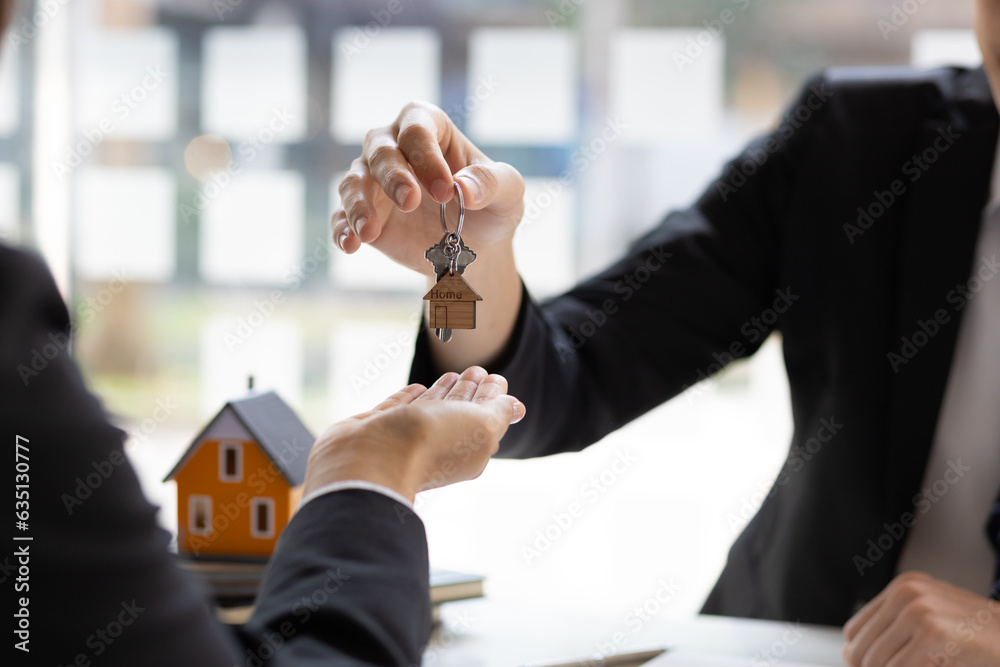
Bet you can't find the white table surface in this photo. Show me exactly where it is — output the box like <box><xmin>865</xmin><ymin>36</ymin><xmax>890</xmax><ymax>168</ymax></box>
<box><xmin>427</xmin><ymin>598</ymin><xmax>845</xmax><ymax>667</ymax></box>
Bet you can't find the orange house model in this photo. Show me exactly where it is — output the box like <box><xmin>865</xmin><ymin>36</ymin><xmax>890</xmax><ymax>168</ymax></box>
<box><xmin>423</xmin><ymin>272</ymin><xmax>483</xmax><ymax>330</ymax></box>
<box><xmin>164</xmin><ymin>390</ymin><xmax>314</xmax><ymax>560</ymax></box>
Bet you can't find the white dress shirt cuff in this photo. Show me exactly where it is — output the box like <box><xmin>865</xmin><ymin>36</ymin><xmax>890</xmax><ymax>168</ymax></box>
<box><xmin>298</xmin><ymin>480</ymin><xmax>415</xmax><ymax>513</ymax></box>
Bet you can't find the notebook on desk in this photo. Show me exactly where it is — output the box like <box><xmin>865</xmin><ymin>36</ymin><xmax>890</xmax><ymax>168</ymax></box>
<box><xmin>181</xmin><ymin>557</ymin><xmax>485</xmax><ymax>624</ymax></box>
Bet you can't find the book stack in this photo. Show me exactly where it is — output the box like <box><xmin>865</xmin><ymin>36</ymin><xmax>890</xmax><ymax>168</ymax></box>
<box><xmin>176</xmin><ymin>556</ymin><xmax>484</xmax><ymax>624</ymax></box>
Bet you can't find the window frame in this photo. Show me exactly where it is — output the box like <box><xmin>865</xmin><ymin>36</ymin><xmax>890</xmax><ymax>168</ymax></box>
<box><xmin>218</xmin><ymin>440</ymin><xmax>243</xmax><ymax>483</ymax></box>
<box><xmin>188</xmin><ymin>494</ymin><xmax>213</xmax><ymax>536</ymax></box>
<box><xmin>249</xmin><ymin>496</ymin><xmax>275</xmax><ymax>539</ymax></box>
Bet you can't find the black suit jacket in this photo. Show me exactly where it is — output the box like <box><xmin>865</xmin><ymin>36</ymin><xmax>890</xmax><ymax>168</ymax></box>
<box><xmin>411</xmin><ymin>66</ymin><xmax>1000</xmax><ymax>626</ymax></box>
<box><xmin>1</xmin><ymin>246</ymin><xmax>432</xmax><ymax>665</ymax></box>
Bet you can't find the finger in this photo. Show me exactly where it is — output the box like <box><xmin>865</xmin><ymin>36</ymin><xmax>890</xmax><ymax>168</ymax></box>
<box><xmin>350</xmin><ymin>384</ymin><xmax>427</xmax><ymax>421</ymax></box>
<box><xmin>414</xmin><ymin>371</ymin><xmax>460</xmax><ymax>401</ymax></box>
<box><xmin>331</xmin><ymin>209</ymin><xmax>361</xmax><ymax>254</ymax></box>
<box><xmin>371</xmin><ymin>383</ymin><xmax>427</xmax><ymax>412</ymax></box>
<box><xmin>858</xmin><ymin>612</ymin><xmax>914</xmax><ymax>667</ymax></box>
<box><xmin>394</xmin><ymin>103</ymin><xmax>455</xmax><ymax>204</ymax></box>
<box><xmin>481</xmin><ymin>395</ymin><xmax>519</xmax><ymax>438</ymax></box>
<box><xmin>844</xmin><ymin>600</ymin><xmax>892</xmax><ymax>666</ymax></box>
<box><xmin>883</xmin><ymin>638</ymin><xmax>925</xmax><ymax>667</ymax></box>
<box><xmin>844</xmin><ymin>579</ymin><xmax>923</xmax><ymax>667</ymax></box>
<box><xmin>472</xmin><ymin>373</ymin><xmax>508</xmax><ymax>402</ymax></box>
<box><xmin>338</xmin><ymin>158</ymin><xmax>386</xmax><ymax>243</ymax></box>
<box><xmin>511</xmin><ymin>400</ymin><xmax>526</xmax><ymax>424</ymax></box>
<box><xmin>844</xmin><ymin>590</ymin><xmax>888</xmax><ymax>641</ymax></box>
<box><xmin>444</xmin><ymin>366</ymin><xmax>489</xmax><ymax>401</ymax></box>
<box><xmin>844</xmin><ymin>572</ymin><xmax>933</xmax><ymax>642</ymax></box>
<box><xmin>362</xmin><ymin>127</ymin><xmax>420</xmax><ymax>212</ymax></box>
<box><xmin>454</xmin><ymin>161</ymin><xmax>525</xmax><ymax>212</ymax></box>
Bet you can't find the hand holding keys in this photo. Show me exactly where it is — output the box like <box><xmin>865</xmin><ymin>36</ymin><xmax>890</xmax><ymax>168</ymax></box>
<box><xmin>423</xmin><ymin>182</ymin><xmax>482</xmax><ymax>342</ymax></box>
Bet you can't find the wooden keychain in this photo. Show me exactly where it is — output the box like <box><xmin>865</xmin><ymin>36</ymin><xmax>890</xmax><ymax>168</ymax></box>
<box><xmin>423</xmin><ymin>181</ymin><xmax>482</xmax><ymax>342</ymax></box>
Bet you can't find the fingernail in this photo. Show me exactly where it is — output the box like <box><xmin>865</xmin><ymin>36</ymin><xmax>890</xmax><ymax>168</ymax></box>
<box><xmin>458</xmin><ymin>176</ymin><xmax>481</xmax><ymax>203</ymax></box>
<box><xmin>355</xmin><ymin>216</ymin><xmax>368</xmax><ymax>238</ymax></box>
<box><xmin>431</xmin><ymin>178</ymin><xmax>450</xmax><ymax>202</ymax></box>
<box><xmin>435</xmin><ymin>372</ymin><xmax>459</xmax><ymax>386</ymax></box>
<box><xmin>394</xmin><ymin>183</ymin><xmax>412</xmax><ymax>208</ymax></box>
<box><xmin>511</xmin><ymin>401</ymin><xmax>526</xmax><ymax>424</ymax></box>
<box><xmin>338</xmin><ymin>230</ymin><xmax>349</xmax><ymax>251</ymax></box>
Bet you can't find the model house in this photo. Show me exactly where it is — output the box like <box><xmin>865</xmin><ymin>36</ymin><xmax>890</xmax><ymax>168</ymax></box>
<box><xmin>423</xmin><ymin>272</ymin><xmax>483</xmax><ymax>330</ymax></box>
<box><xmin>164</xmin><ymin>388</ymin><xmax>314</xmax><ymax>560</ymax></box>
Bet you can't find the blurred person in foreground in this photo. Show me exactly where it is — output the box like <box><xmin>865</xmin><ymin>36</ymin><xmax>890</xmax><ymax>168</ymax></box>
<box><xmin>335</xmin><ymin>1</ymin><xmax>1000</xmax><ymax>664</ymax></box>
<box><xmin>0</xmin><ymin>0</ymin><xmax>526</xmax><ymax>664</ymax></box>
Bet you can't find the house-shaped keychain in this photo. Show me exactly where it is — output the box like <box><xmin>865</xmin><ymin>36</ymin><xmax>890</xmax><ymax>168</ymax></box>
<box><xmin>163</xmin><ymin>379</ymin><xmax>314</xmax><ymax>560</ymax></box>
<box><xmin>423</xmin><ymin>272</ymin><xmax>482</xmax><ymax>330</ymax></box>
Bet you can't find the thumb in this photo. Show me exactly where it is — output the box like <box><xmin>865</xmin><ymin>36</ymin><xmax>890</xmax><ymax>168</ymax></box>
<box><xmin>454</xmin><ymin>162</ymin><xmax>525</xmax><ymax>212</ymax></box>
<box><xmin>479</xmin><ymin>395</ymin><xmax>525</xmax><ymax>438</ymax></box>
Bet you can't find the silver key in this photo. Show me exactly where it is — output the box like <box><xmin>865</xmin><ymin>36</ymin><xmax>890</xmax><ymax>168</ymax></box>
<box><xmin>424</xmin><ymin>183</ymin><xmax>478</xmax><ymax>343</ymax></box>
<box><xmin>425</xmin><ymin>233</ymin><xmax>471</xmax><ymax>342</ymax></box>
<box><xmin>425</xmin><ymin>233</ymin><xmax>476</xmax><ymax>281</ymax></box>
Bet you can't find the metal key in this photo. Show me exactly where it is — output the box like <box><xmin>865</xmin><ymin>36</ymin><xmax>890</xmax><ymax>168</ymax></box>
<box><xmin>425</xmin><ymin>232</ymin><xmax>474</xmax><ymax>342</ymax></box>
<box><xmin>424</xmin><ymin>183</ymin><xmax>478</xmax><ymax>342</ymax></box>
<box><xmin>425</xmin><ymin>233</ymin><xmax>476</xmax><ymax>281</ymax></box>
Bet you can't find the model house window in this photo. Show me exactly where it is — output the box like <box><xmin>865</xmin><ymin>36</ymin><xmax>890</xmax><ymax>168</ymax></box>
<box><xmin>188</xmin><ymin>495</ymin><xmax>212</xmax><ymax>536</ymax></box>
<box><xmin>219</xmin><ymin>441</ymin><xmax>243</xmax><ymax>482</ymax></box>
<box><xmin>250</xmin><ymin>497</ymin><xmax>275</xmax><ymax>539</ymax></box>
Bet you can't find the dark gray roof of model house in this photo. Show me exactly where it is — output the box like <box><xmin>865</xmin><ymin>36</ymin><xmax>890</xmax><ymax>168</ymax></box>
<box><xmin>163</xmin><ymin>391</ymin><xmax>314</xmax><ymax>486</ymax></box>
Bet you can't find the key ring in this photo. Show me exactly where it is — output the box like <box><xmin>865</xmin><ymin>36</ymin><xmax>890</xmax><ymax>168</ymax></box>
<box><xmin>439</xmin><ymin>181</ymin><xmax>464</xmax><ymax>238</ymax></box>
<box><xmin>439</xmin><ymin>181</ymin><xmax>464</xmax><ymax>275</ymax></box>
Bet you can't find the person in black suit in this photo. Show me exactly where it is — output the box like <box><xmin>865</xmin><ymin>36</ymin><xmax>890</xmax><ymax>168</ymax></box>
<box><xmin>333</xmin><ymin>1</ymin><xmax>1000</xmax><ymax>664</ymax></box>
<box><xmin>0</xmin><ymin>0</ymin><xmax>531</xmax><ymax>662</ymax></box>
<box><xmin>2</xmin><ymin>236</ymin><xmax>524</xmax><ymax>666</ymax></box>
<box><xmin>0</xmin><ymin>0</ymin><xmax>525</xmax><ymax>655</ymax></box>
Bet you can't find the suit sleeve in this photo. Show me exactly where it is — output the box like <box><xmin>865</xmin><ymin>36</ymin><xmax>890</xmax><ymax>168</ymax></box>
<box><xmin>240</xmin><ymin>490</ymin><xmax>432</xmax><ymax>667</ymax></box>
<box><xmin>411</xmin><ymin>75</ymin><xmax>826</xmax><ymax>458</ymax></box>
<box><xmin>0</xmin><ymin>246</ymin><xmax>431</xmax><ymax>667</ymax></box>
